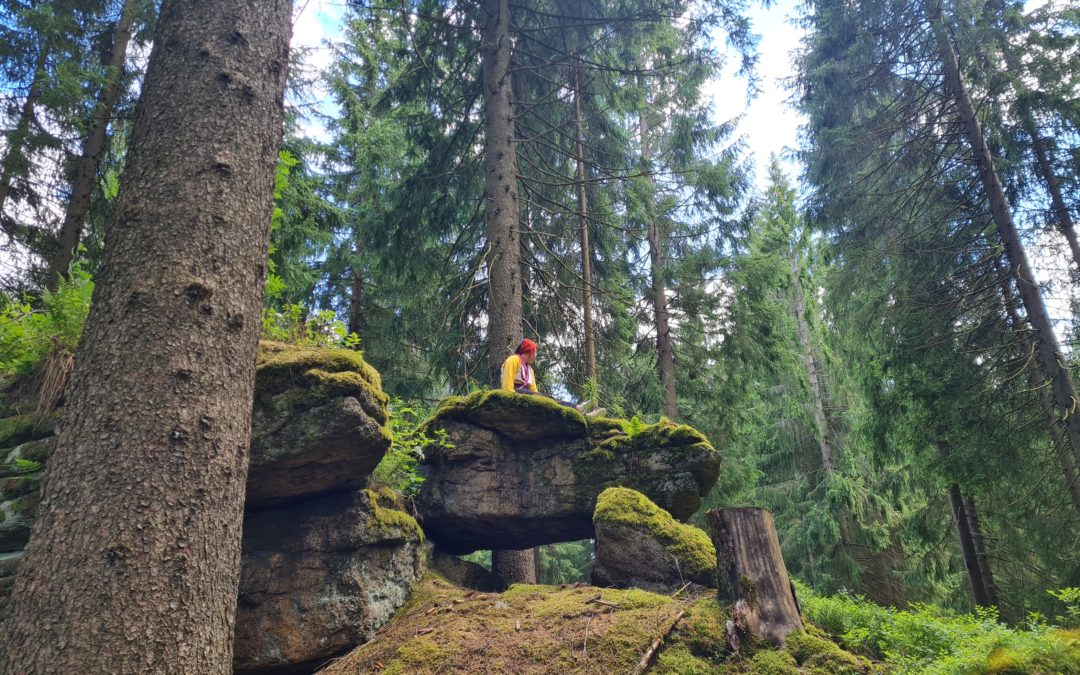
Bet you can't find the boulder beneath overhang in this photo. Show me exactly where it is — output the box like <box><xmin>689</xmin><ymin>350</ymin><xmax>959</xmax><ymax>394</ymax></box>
<box><xmin>415</xmin><ymin>390</ymin><xmax>721</xmax><ymax>554</ymax></box>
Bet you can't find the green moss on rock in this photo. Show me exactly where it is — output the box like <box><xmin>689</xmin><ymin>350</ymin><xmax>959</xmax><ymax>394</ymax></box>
<box><xmin>594</xmin><ymin>486</ymin><xmax>717</xmax><ymax>578</ymax></box>
<box><xmin>0</xmin><ymin>415</ymin><xmax>37</xmax><ymax>449</ymax></box>
<box><xmin>255</xmin><ymin>340</ymin><xmax>387</xmax><ymax>409</ymax></box>
<box><xmin>785</xmin><ymin>630</ymin><xmax>871</xmax><ymax>674</ymax></box>
<box><xmin>364</xmin><ymin>487</ymin><xmax>424</xmax><ymax>541</ymax></box>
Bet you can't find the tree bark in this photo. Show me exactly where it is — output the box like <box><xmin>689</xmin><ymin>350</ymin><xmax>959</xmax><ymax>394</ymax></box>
<box><xmin>349</xmin><ymin>242</ymin><xmax>363</xmax><ymax>340</ymax></box>
<box><xmin>707</xmin><ymin>507</ymin><xmax>802</xmax><ymax>647</ymax></box>
<box><xmin>947</xmin><ymin>484</ymin><xmax>992</xmax><ymax>608</ymax></box>
<box><xmin>930</xmin><ymin>4</ymin><xmax>1080</xmax><ymax>471</ymax></box>
<box><xmin>482</xmin><ymin>0</ymin><xmax>522</xmax><ymax>387</ymax></box>
<box><xmin>788</xmin><ymin>241</ymin><xmax>833</xmax><ymax>475</ymax></box>
<box><xmin>0</xmin><ymin>46</ymin><xmax>48</xmax><ymax>227</ymax></box>
<box><xmin>0</xmin><ymin>0</ymin><xmax>292</xmax><ymax>671</ymax></box>
<box><xmin>574</xmin><ymin>69</ymin><xmax>597</xmax><ymax>393</ymax></box>
<box><xmin>46</xmin><ymin>0</ymin><xmax>139</xmax><ymax>291</ymax></box>
<box><xmin>962</xmin><ymin>495</ymin><xmax>999</xmax><ymax>610</ymax></box>
<box><xmin>481</xmin><ymin>0</ymin><xmax>536</xmax><ymax>583</ymax></box>
<box><xmin>492</xmin><ymin>548</ymin><xmax>537</xmax><ymax>586</ymax></box>
<box><xmin>640</xmin><ymin>109</ymin><xmax>678</xmax><ymax>420</ymax></box>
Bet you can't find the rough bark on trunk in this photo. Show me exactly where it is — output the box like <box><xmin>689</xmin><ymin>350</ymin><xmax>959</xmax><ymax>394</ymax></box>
<box><xmin>931</xmin><ymin>4</ymin><xmax>1080</xmax><ymax>471</ymax></box>
<box><xmin>640</xmin><ymin>110</ymin><xmax>677</xmax><ymax>420</ymax></box>
<box><xmin>0</xmin><ymin>0</ymin><xmax>292</xmax><ymax>672</ymax></box>
<box><xmin>707</xmin><ymin>508</ymin><xmax>802</xmax><ymax>647</ymax></box>
<box><xmin>574</xmin><ymin>70</ymin><xmax>596</xmax><ymax>391</ymax></box>
<box><xmin>788</xmin><ymin>243</ymin><xmax>833</xmax><ymax>475</ymax></box>
<box><xmin>492</xmin><ymin>548</ymin><xmax>537</xmax><ymax>586</ymax></box>
<box><xmin>997</xmin><ymin>263</ymin><xmax>1080</xmax><ymax>514</ymax></box>
<box><xmin>46</xmin><ymin>0</ymin><xmax>139</xmax><ymax>291</ymax></box>
<box><xmin>481</xmin><ymin>0</ymin><xmax>535</xmax><ymax>583</ymax></box>
<box><xmin>962</xmin><ymin>495</ymin><xmax>999</xmax><ymax>609</ymax></box>
<box><xmin>482</xmin><ymin>0</ymin><xmax>522</xmax><ymax>387</ymax></box>
<box><xmin>0</xmin><ymin>46</ymin><xmax>48</xmax><ymax>225</ymax></box>
<box><xmin>948</xmin><ymin>484</ymin><xmax>992</xmax><ymax>608</ymax></box>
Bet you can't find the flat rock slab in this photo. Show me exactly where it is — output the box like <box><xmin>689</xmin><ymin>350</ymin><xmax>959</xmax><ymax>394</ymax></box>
<box><xmin>247</xmin><ymin>341</ymin><xmax>391</xmax><ymax>509</ymax></box>
<box><xmin>416</xmin><ymin>391</ymin><xmax>721</xmax><ymax>554</ymax></box>
<box><xmin>234</xmin><ymin>488</ymin><xmax>425</xmax><ymax>673</ymax></box>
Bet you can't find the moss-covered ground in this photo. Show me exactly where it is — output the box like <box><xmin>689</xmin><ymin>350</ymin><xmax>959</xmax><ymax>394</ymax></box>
<box><xmin>316</xmin><ymin>573</ymin><xmax>880</xmax><ymax>674</ymax></box>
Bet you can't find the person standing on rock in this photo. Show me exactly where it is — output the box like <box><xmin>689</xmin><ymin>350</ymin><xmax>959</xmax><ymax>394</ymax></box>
<box><xmin>501</xmin><ymin>339</ymin><xmax>605</xmax><ymax>416</ymax></box>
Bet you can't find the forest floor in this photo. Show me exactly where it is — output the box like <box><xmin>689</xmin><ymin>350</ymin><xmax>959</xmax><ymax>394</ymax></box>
<box><xmin>317</xmin><ymin>572</ymin><xmax>878</xmax><ymax>674</ymax></box>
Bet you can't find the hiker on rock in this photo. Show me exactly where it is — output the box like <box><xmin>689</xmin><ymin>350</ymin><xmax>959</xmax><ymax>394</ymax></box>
<box><xmin>501</xmin><ymin>338</ymin><xmax>604</xmax><ymax>417</ymax></box>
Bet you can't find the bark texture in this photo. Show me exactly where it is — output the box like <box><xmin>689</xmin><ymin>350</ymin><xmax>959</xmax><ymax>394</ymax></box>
<box><xmin>482</xmin><ymin>0</ymin><xmax>522</xmax><ymax>387</ymax></box>
<box><xmin>963</xmin><ymin>495</ymin><xmax>999</xmax><ymax>609</ymax></box>
<box><xmin>0</xmin><ymin>0</ymin><xmax>292</xmax><ymax>671</ymax></box>
<box><xmin>788</xmin><ymin>243</ymin><xmax>833</xmax><ymax>475</ymax></box>
<box><xmin>707</xmin><ymin>507</ymin><xmax>802</xmax><ymax>646</ymax></box>
<box><xmin>640</xmin><ymin>110</ymin><xmax>678</xmax><ymax>420</ymax></box>
<box><xmin>46</xmin><ymin>0</ymin><xmax>139</xmax><ymax>290</ymax></box>
<box><xmin>948</xmin><ymin>484</ymin><xmax>993</xmax><ymax>608</ymax></box>
<box><xmin>574</xmin><ymin>71</ymin><xmax>597</xmax><ymax>389</ymax></box>
<box><xmin>492</xmin><ymin>548</ymin><xmax>537</xmax><ymax>585</ymax></box>
<box><xmin>931</xmin><ymin>4</ymin><xmax>1080</xmax><ymax>471</ymax></box>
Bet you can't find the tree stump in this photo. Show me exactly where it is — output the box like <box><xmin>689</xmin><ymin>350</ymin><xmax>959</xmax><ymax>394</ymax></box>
<box><xmin>707</xmin><ymin>508</ymin><xmax>802</xmax><ymax>647</ymax></box>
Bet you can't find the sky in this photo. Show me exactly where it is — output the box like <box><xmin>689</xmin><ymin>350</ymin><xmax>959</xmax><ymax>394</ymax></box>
<box><xmin>289</xmin><ymin>0</ymin><xmax>808</xmax><ymax>191</ymax></box>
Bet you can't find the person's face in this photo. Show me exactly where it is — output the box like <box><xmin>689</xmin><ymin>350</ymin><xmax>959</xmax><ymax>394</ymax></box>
<box><xmin>523</xmin><ymin>349</ymin><xmax>537</xmax><ymax>365</ymax></box>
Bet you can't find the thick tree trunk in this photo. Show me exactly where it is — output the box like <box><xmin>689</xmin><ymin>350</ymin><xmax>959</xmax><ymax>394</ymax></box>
<box><xmin>481</xmin><ymin>0</ymin><xmax>535</xmax><ymax>583</ymax></box>
<box><xmin>574</xmin><ymin>70</ymin><xmax>597</xmax><ymax>392</ymax></box>
<box><xmin>707</xmin><ymin>508</ymin><xmax>802</xmax><ymax>647</ymax></box>
<box><xmin>46</xmin><ymin>0</ymin><xmax>139</xmax><ymax>291</ymax></box>
<box><xmin>948</xmin><ymin>484</ymin><xmax>992</xmax><ymax>608</ymax></box>
<box><xmin>788</xmin><ymin>242</ymin><xmax>833</xmax><ymax>475</ymax></box>
<box><xmin>482</xmin><ymin>0</ymin><xmax>522</xmax><ymax>387</ymax></box>
<box><xmin>931</xmin><ymin>5</ymin><xmax>1080</xmax><ymax>471</ymax></box>
<box><xmin>0</xmin><ymin>46</ymin><xmax>48</xmax><ymax>226</ymax></box>
<box><xmin>997</xmin><ymin>263</ymin><xmax>1080</xmax><ymax>514</ymax></box>
<box><xmin>0</xmin><ymin>0</ymin><xmax>291</xmax><ymax>672</ymax></box>
<box><xmin>492</xmin><ymin>548</ymin><xmax>537</xmax><ymax>586</ymax></box>
<box><xmin>640</xmin><ymin>110</ymin><xmax>677</xmax><ymax>420</ymax></box>
<box><xmin>962</xmin><ymin>495</ymin><xmax>999</xmax><ymax>609</ymax></box>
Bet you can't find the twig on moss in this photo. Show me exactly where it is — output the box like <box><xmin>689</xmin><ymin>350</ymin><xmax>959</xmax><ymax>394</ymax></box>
<box><xmin>636</xmin><ymin>609</ymin><xmax>686</xmax><ymax>673</ymax></box>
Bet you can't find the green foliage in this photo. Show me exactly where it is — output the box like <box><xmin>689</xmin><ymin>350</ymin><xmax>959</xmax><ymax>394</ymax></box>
<box><xmin>1049</xmin><ymin>588</ymin><xmax>1080</xmax><ymax>628</ymax></box>
<box><xmin>373</xmin><ymin>399</ymin><xmax>453</xmax><ymax>498</ymax></box>
<box><xmin>797</xmin><ymin>581</ymin><xmax>1080</xmax><ymax>674</ymax></box>
<box><xmin>537</xmin><ymin>540</ymin><xmax>594</xmax><ymax>585</ymax></box>
<box><xmin>259</xmin><ymin>303</ymin><xmax>360</xmax><ymax>350</ymax></box>
<box><xmin>0</xmin><ymin>268</ymin><xmax>93</xmax><ymax>385</ymax></box>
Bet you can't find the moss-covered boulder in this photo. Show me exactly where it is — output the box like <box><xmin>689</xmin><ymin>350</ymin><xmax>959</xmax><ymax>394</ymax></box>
<box><xmin>247</xmin><ymin>341</ymin><xmax>391</xmax><ymax>508</ymax></box>
<box><xmin>234</xmin><ymin>487</ymin><xmax>425</xmax><ymax>673</ymax></box>
<box><xmin>592</xmin><ymin>487</ymin><xmax>717</xmax><ymax>592</ymax></box>
<box><xmin>416</xmin><ymin>391</ymin><xmax>720</xmax><ymax>553</ymax></box>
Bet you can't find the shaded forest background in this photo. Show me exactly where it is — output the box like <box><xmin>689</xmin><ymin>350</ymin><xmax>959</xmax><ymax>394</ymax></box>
<box><xmin>1</xmin><ymin>0</ymin><xmax>1079</xmax><ymax>626</ymax></box>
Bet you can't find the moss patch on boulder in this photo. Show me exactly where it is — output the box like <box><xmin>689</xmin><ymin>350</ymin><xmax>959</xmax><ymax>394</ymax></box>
<box><xmin>594</xmin><ymin>486</ymin><xmax>717</xmax><ymax>580</ymax></box>
<box><xmin>364</xmin><ymin>486</ymin><xmax>424</xmax><ymax>542</ymax></box>
<box><xmin>427</xmin><ymin>389</ymin><xmax>586</xmax><ymax>442</ymax></box>
<box><xmin>255</xmin><ymin>340</ymin><xmax>387</xmax><ymax>417</ymax></box>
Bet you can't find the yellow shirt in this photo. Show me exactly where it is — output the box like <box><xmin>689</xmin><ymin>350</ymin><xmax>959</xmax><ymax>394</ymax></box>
<box><xmin>501</xmin><ymin>354</ymin><xmax>538</xmax><ymax>393</ymax></box>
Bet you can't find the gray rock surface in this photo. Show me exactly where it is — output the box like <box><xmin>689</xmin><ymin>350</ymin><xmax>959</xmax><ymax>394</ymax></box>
<box><xmin>247</xmin><ymin>342</ymin><xmax>391</xmax><ymax>508</ymax></box>
<box><xmin>234</xmin><ymin>488</ymin><xmax>425</xmax><ymax>673</ymax></box>
<box><xmin>430</xmin><ymin>549</ymin><xmax>504</xmax><ymax>592</ymax></box>
<box><xmin>416</xmin><ymin>390</ymin><xmax>721</xmax><ymax>554</ymax></box>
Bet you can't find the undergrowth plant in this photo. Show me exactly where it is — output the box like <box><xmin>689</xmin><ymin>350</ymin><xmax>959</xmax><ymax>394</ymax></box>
<box><xmin>795</xmin><ymin>580</ymin><xmax>1080</xmax><ymax>674</ymax></box>
<box><xmin>260</xmin><ymin>303</ymin><xmax>360</xmax><ymax>349</ymax></box>
<box><xmin>373</xmin><ymin>399</ymin><xmax>452</xmax><ymax>498</ymax></box>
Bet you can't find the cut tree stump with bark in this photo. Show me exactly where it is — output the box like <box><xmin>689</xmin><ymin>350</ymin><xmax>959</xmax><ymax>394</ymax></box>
<box><xmin>707</xmin><ymin>507</ymin><xmax>802</xmax><ymax>648</ymax></box>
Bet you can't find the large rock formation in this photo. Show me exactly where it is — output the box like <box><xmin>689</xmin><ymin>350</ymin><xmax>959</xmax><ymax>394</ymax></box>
<box><xmin>234</xmin><ymin>488</ymin><xmax>424</xmax><ymax>673</ymax></box>
<box><xmin>416</xmin><ymin>390</ymin><xmax>721</xmax><ymax>553</ymax></box>
<box><xmin>233</xmin><ymin>342</ymin><xmax>422</xmax><ymax>673</ymax></box>
<box><xmin>591</xmin><ymin>487</ymin><xmax>716</xmax><ymax>593</ymax></box>
<box><xmin>247</xmin><ymin>342</ymin><xmax>391</xmax><ymax>508</ymax></box>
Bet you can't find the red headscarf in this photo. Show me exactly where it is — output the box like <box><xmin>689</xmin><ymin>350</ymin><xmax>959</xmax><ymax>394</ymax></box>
<box><xmin>516</xmin><ymin>338</ymin><xmax>538</xmax><ymax>355</ymax></box>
